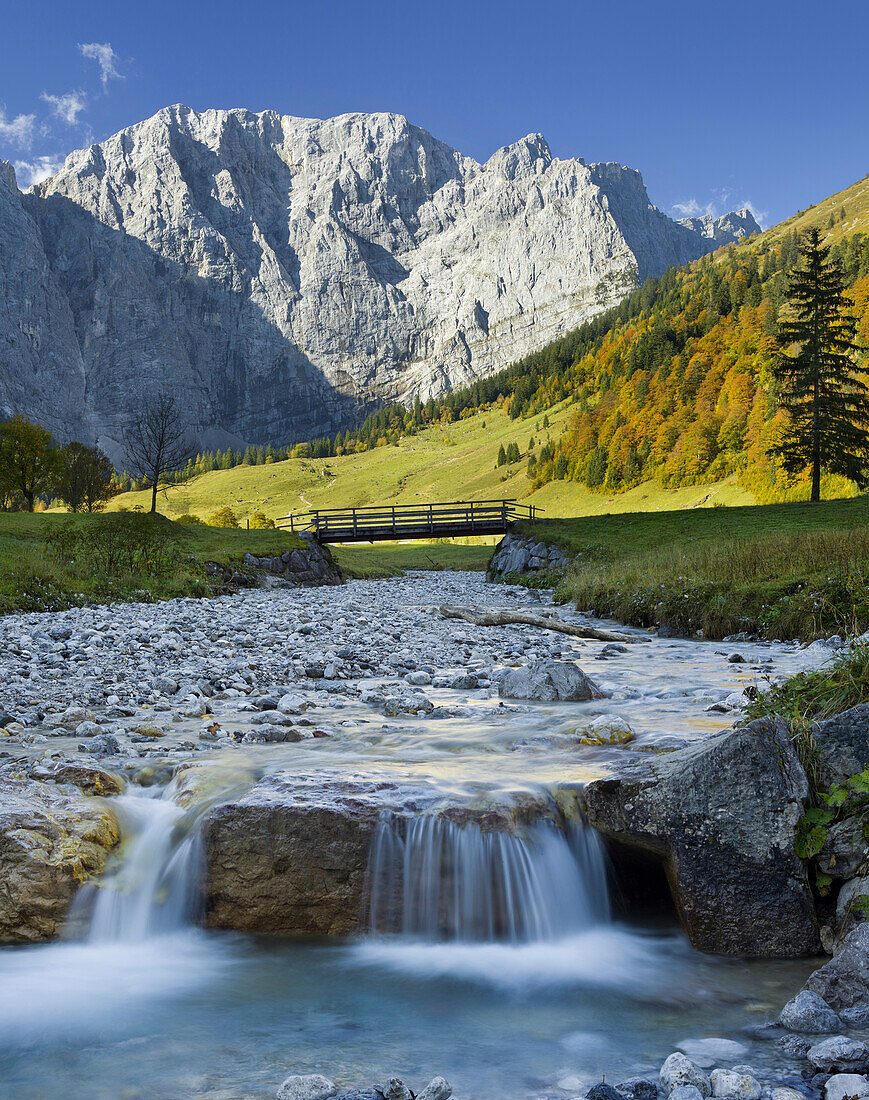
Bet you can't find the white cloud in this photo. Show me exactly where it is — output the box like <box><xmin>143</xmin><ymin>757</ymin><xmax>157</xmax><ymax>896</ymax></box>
<box><xmin>671</xmin><ymin>188</ymin><xmax>767</xmax><ymax>227</ymax></box>
<box><xmin>13</xmin><ymin>155</ymin><xmax>65</xmax><ymax>189</ymax></box>
<box><xmin>40</xmin><ymin>90</ymin><xmax>87</xmax><ymax>126</ymax></box>
<box><xmin>672</xmin><ymin>198</ymin><xmax>717</xmax><ymax>218</ymax></box>
<box><xmin>0</xmin><ymin>108</ymin><xmax>36</xmax><ymax>148</ymax></box>
<box><xmin>78</xmin><ymin>42</ymin><xmax>123</xmax><ymax>90</ymax></box>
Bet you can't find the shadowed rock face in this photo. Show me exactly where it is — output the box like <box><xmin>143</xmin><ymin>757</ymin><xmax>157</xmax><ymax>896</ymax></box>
<box><xmin>0</xmin><ymin>107</ymin><xmax>759</xmax><ymax>453</ymax></box>
<box><xmin>581</xmin><ymin>717</ymin><xmax>820</xmax><ymax>958</ymax></box>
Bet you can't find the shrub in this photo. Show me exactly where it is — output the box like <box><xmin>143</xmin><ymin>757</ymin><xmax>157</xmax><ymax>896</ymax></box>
<box><xmin>208</xmin><ymin>506</ymin><xmax>240</xmax><ymax>528</ymax></box>
<box><xmin>248</xmin><ymin>511</ymin><xmax>275</xmax><ymax>529</ymax></box>
<box><xmin>176</xmin><ymin>513</ymin><xmax>205</xmax><ymax>525</ymax></box>
<box><xmin>46</xmin><ymin>514</ymin><xmax>180</xmax><ymax>578</ymax></box>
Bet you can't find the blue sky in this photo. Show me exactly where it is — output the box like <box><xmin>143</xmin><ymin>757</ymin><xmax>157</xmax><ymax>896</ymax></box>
<box><xmin>1</xmin><ymin>0</ymin><xmax>866</xmax><ymax>227</ymax></box>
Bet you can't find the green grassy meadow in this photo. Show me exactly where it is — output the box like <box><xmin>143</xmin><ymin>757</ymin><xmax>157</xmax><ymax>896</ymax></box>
<box><xmin>0</xmin><ymin>513</ymin><xmax>305</xmax><ymax>613</ymax></box>
<box><xmin>518</xmin><ymin>497</ymin><xmax>869</xmax><ymax>641</ymax></box>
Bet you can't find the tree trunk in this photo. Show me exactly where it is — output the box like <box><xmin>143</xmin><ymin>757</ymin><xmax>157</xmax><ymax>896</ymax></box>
<box><xmin>150</xmin><ymin>481</ymin><xmax>158</xmax><ymax>514</ymax></box>
<box><xmin>24</xmin><ymin>490</ymin><xmax>34</xmax><ymax>512</ymax></box>
<box><xmin>437</xmin><ymin>604</ymin><xmax>645</xmax><ymax>643</ymax></box>
<box><xmin>811</xmin><ymin>378</ymin><xmax>821</xmax><ymax>502</ymax></box>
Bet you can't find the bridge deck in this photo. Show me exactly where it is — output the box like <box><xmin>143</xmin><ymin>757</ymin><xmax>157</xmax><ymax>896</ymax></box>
<box><xmin>276</xmin><ymin>500</ymin><xmax>538</xmax><ymax>543</ymax></box>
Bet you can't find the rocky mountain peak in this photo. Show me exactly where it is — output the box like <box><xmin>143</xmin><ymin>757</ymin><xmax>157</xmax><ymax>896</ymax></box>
<box><xmin>1</xmin><ymin>107</ymin><xmax>761</xmax><ymax>453</ymax></box>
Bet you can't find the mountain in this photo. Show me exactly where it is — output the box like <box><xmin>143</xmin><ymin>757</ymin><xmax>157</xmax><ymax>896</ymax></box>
<box><xmin>0</xmin><ymin>106</ymin><xmax>759</xmax><ymax>455</ymax></box>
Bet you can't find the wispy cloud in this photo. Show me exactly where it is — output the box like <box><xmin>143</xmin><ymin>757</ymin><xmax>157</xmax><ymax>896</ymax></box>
<box><xmin>672</xmin><ymin>187</ymin><xmax>767</xmax><ymax>227</ymax></box>
<box><xmin>0</xmin><ymin>108</ymin><xmax>36</xmax><ymax>149</ymax></box>
<box><xmin>14</xmin><ymin>155</ymin><xmax>65</xmax><ymax>188</ymax></box>
<box><xmin>78</xmin><ymin>42</ymin><xmax>124</xmax><ymax>90</ymax></box>
<box><xmin>40</xmin><ymin>90</ymin><xmax>87</xmax><ymax>126</ymax></box>
<box><xmin>672</xmin><ymin>197</ymin><xmax>718</xmax><ymax>218</ymax></box>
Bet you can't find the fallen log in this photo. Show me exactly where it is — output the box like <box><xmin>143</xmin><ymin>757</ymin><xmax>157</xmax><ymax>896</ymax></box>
<box><xmin>437</xmin><ymin>605</ymin><xmax>646</xmax><ymax>643</ymax></box>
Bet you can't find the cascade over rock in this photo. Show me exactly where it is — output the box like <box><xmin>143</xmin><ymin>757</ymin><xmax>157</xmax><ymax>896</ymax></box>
<box><xmin>201</xmin><ymin>772</ymin><xmax>566</xmax><ymax>936</ymax></box>
<box><xmin>0</xmin><ymin>107</ymin><xmax>759</xmax><ymax>452</ymax></box>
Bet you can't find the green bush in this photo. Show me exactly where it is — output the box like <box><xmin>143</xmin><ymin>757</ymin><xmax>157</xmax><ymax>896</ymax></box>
<box><xmin>248</xmin><ymin>511</ymin><xmax>276</xmax><ymax>529</ymax></box>
<box><xmin>208</xmin><ymin>506</ymin><xmax>240</xmax><ymax>528</ymax></box>
<box><xmin>176</xmin><ymin>513</ymin><xmax>205</xmax><ymax>525</ymax></box>
<box><xmin>46</xmin><ymin>513</ymin><xmax>180</xmax><ymax>579</ymax></box>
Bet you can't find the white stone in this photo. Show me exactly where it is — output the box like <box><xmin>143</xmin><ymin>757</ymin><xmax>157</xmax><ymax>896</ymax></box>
<box><xmin>277</xmin><ymin>694</ymin><xmax>307</xmax><ymax>715</ymax></box>
<box><xmin>709</xmin><ymin>1070</ymin><xmax>761</xmax><ymax>1100</ymax></box>
<box><xmin>275</xmin><ymin>1075</ymin><xmax>336</xmax><ymax>1100</ymax></box>
<box><xmin>824</xmin><ymin>1075</ymin><xmax>869</xmax><ymax>1100</ymax></box>
<box><xmin>660</xmin><ymin>1053</ymin><xmax>711</xmax><ymax>1097</ymax></box>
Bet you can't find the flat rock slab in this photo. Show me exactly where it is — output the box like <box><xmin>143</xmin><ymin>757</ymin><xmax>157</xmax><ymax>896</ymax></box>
<box><xmin>582</xmin><ymin>716</ymin><xmax>819</xmax><ymax>957</ymax></box>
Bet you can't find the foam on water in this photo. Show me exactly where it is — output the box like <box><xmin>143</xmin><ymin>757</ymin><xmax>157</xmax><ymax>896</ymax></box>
<box><xmin>354</xmin><ymin>813</ymin><xmax>685</xmax><ymax>993</ymax></box>
<box><xmin>349</xmin><ymin>926</ymin><xmax>686</xmax><ymax>992</ymax></box>
<box><xmin>0</xmin><ymin>785</ymin><xmax>239</xmax><ymax>1047</ymax></box>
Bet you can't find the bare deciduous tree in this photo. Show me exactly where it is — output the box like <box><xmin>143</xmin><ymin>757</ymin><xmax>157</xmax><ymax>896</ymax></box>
<box><xmin>123</xmin><ymin>394</ymin><xmax>195</xmax><ymax>514</ymax></box>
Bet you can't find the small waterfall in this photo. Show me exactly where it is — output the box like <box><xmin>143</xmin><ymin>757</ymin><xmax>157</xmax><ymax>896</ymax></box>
<box><xmin>365</xmin><ymin>815</ymin><xmax>611</xmax><ymax>942</ymax></box>
<box><xmin>70</xmin><ymin>786</ymin><xmax>202</xmax><ymax>943</ymax></box>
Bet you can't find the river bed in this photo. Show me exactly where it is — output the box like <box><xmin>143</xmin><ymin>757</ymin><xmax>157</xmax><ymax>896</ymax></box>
<box><xmin>0</xmin><ymin>572</ymin><xmax>839</xmax><ymax>1098</ymax></box>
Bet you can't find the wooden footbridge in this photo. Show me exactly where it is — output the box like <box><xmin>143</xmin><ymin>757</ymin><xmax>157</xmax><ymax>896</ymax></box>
<box><xmin>276</xmin><ymin>500</ymin><xmax>539</xmax><ymax>544</ymax></box>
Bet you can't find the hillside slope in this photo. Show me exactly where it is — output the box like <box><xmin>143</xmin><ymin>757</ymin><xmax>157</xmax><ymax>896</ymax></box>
<box><xmin>488</xmin><ymin>174</ymin><xmax>869</xmax><ymax>504</ymax></box>
<box><xmin>109</xmin><ymin>401</ymin><xmax>752</xmax><ymax>521</ymax></box>
<box><xmin>109</xmin><ymin>174</ymin><xmax>869</xmax><ymax>520</ymax></box>
<box><xmin>1</xmin><ymin>106</ymin><xmax>756</xmax><ymax>454</ymax></box>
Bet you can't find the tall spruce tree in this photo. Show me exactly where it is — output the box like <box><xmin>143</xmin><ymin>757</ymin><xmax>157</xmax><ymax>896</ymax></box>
<box><xmin>769</xmin><ymin>227</ymin><xmax>868</xmax><ymax>501</ymax></box>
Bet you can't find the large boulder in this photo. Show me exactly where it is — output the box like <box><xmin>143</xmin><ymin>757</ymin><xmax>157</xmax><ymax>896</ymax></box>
<box><xmin>582</xmin><ymin>716</ymin><xmax>819</xmax><ymax>956</ymax></box>
<box><xmin>0</xmin><ymin>777</ymin><xmax>120</xmax><ymax>942</ymax></box>
<box><xmin>805</xmin><ymin>924</ymin><xmax>869</xmax><ymax>1010</ymax></box>
<box><xmin>812</xmin><ymin>704</ymin><xmax>869</xmax><ymax>789</ymax></box>
<box><xmin>499</xmin><ymin>660</ymin><xmax>603</xmax><ymax>702</ymax></box>
<box><xmin>203</xmin><ymin>775</ymin><xmax>385</xmax><ymax>935</ymax></box>
<box><xmin>202</xmin><ymin>774</ymin><xmax>560</xmax><ymax>936</ymax></box>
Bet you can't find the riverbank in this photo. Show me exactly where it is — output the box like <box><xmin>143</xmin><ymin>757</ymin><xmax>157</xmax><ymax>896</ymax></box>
<box><xmin>516</xmin><ymin>497</ymin><xmax>869</xmax><ymax>641</ymax></box>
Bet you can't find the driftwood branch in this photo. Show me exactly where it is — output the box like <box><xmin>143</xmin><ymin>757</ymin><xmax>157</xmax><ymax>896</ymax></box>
<box><xmin>437</xmin><ymin>605</ymin><xmax>645</xmax><ymax>643</ymax></box>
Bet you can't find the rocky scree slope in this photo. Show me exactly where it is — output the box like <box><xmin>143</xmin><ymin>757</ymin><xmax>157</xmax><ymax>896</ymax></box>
<box><xmin>0</xmin><ymin>107</ymin><xmax>758</xmax><ymax>454</ymax></box>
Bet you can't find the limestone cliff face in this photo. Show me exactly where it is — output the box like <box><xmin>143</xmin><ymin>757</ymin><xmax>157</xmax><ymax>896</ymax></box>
<box><xmin>0</xmin><ymin>107</ymin><xmax>760</xmax><ymax>451</ymax></box>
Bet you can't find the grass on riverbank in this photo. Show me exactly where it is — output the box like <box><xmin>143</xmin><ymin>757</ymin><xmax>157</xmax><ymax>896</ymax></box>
<box><xmin>0</xmin><ymin>513</ymin><xmax>305</xmax><ymax>614</ymax></box>
<box><xmin>0</xmin><ymin>513</ymin><xmax>497</xmax><ymax>612</ymax></box>
<box><xmin>748</xmin><ymin>643</ymin><xmax>869</xmax><ymax>726</ymax></box>
<box><xmin>517</xmin><ymin>497</ymin><xmax>869</xmax><ymax>641</ymax></box>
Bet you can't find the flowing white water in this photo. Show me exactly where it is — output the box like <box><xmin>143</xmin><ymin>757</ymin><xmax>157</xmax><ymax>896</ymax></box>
<box><xmin>72</xmin><ymin>788</ymin><xmax>202</xmax><ymax>942</ymax></box>
<box><xmin>366</xmin><ymin>815</ymin><xmax>611</xmax><ymax>941</ymax></box>
<box><xmin>353</xmin><ymin>814</ymin><xmax>677</xmax><ymax>993</ymax></box>
<box><xmin>0</xmin><ymin>785</ymin><xmax>237</xmax><ymax>1048</ymax></box>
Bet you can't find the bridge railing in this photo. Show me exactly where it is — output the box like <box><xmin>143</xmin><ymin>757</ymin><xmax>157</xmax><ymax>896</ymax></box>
<box><xmin>276</xmin><ymin>499</ymin><xmax>538</xmax><ymax>541</ymax></box>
